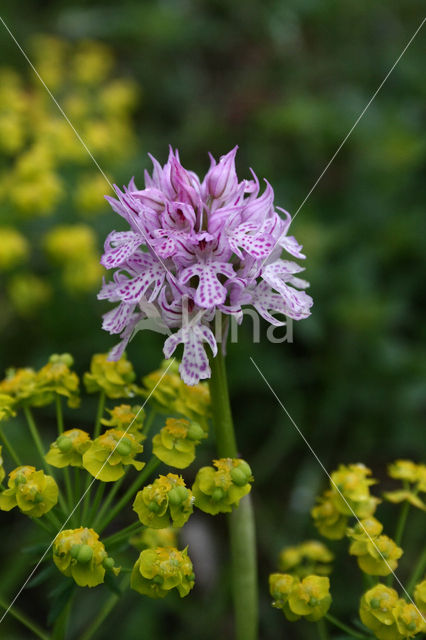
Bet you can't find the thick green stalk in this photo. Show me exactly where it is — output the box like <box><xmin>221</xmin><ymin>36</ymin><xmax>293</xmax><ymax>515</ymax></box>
<box><xmin>208</xmin><ymin>349</ymin><xmax>258</xmax><ymax>640</ymax></box>
<box><xmin>0</xmin><ymin>596</ymin><xmax>51</xmax><ymax>640</ymax></box>
<box><xmin>317</xmin><ymin>618</ymin><xmax>329</xmax><ymax>640</ymax></box>
<box><xmin>98</xmin><ymin>457</ymin><xmax>160</xmax><ymax>533</ymax></box>
<box><xmin>0</xmin><ymin>426</ymin><xmax>21</xmax><ymax>466</ymax></box>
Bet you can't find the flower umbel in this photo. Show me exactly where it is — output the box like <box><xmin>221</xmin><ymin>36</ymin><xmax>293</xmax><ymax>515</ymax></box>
<box><xmin>0</xmin><ymin>465</ymin><xmax>58</xmax><ymax>518</ymax></box>
<box><xmin>192</xmin><ymin>458</ymin><xmax>253</xmax><ymax>515</ymax></box>
<box><xmin>82</xmin><ymin>428</ymin><xmax>144</xmax><ymax>481</ymax></box>
<box><xmin>133</xmin><ymin>473</ymin><xmax>193</xmax><ymax>528</ymax></box>
<box><xmin>99</xmin><ymin>147</ymin><xmax>313</xmax><ymax>385</ymax></box>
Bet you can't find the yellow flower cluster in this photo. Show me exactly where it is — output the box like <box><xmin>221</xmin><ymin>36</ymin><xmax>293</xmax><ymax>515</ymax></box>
<box><xmin>279</xmin><ymin>540</ymin><xmax>334</xmax><ymax>578</ymax></box>
<box><xmin>82</xmin><ymin>429</ymin><xmax>144</xmax><ymax>481</ymax></box>
<box><xmin>7</xmin><ymin>273</ymin><xmax>51</xmax><ymax>317</ymax></box>
<box><xmin>348</xmin><ymin>517</ymin><xmax>403</xmax><ymax>576</ymax></box>
<box><xmin>311</xmin><ymin>463</ymin><xmax>380</xmax><ymax>539</ymax></box>
<box><xmin>270</xmin><ymin>573</ymin><xmax>331</xmax><ymax>622</ymax></box>
<box><xmin>0</xmin><ymin>393</ymin><xmax>15</xmax><ymax>422</ymax></box>
<box><xmin>142</xmin><ymin>360</ymin><xmax>210</xmax><ymax>426</ymax></box>
<box><xmin>0</xmin><ymin>354</ymin><xmax>79</xmax><ymax>408</ymax></box>
<box><xmin>84</xmin><ymin>353</ymin><xmax>140</xmax><ymax>399</ymax></box>
<box><xmin>192</xmin><ymin>458</ymin><xmax>253</xmax><ymax>515</ymax></box>
<box><xmin>44</xmin><ymin>225</ymin><xmax>102</xmax><ymax>293</ymax></box>
<box><xmin>53</xmin><ymin>527</ymin><xmax>118</xmax><ymax>587</ymax></box>
<box><xmin>384</xmin><ymin>460</ymin><xmax>426</xmax><ymax>511</ymax></box>
<box><xmin>133</xmin><ymin>473</ymin><xmax>193</xmax><ymax>529</ymax></box>
<box><xmin>360</xmin><ymin>585</ymin><xmax>424</xmax><ymax>639</ymax></box>
<box><xmin>131</xmin><ymin>547</ymin><xmax>195</xmax><ymax>599</ymax></box>
<box><xmin>0</xmin><ymin>465</ymin><xmax>58</xmax><ymax>518</ymax></box>
<box><xmin>152</xmin><ymin>417</ymin><xmax>206</xmax><ymax>469</ymax></box>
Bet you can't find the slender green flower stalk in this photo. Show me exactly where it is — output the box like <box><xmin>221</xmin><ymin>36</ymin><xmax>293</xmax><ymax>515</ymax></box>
<box><xmin>209</xmin><ymin>349</ymin><xmax>258</xmax><ymax>640</ymax></box>
<box><xmin>0</xmin><ymin>597</ymin><xmax>51</xmax><ymax>640</ymax></box>
<box><xmin>0</xmin><ymin>426</ymin><xmax>21</xmax><ymax>466</ymax></box>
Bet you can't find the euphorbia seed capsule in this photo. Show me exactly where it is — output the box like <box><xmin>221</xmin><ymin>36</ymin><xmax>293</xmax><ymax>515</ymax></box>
<box><xmin>57</xmin><ymin>435</ymin><xmax>73</xmax><ymax>453</ymax></box>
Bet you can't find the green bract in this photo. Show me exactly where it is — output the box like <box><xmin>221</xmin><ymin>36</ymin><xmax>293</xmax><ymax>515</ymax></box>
<box><xmin>152</xmin><ymin>417</ymin><xmax>206</xmax><ymax>469</ymax></box>
<box><xmin>84</xmin><ymin>353</ymin><xmax>139</xmax><ymax>398</ymax></box>
<box><xmin>45</xmin><ymin>428</ymin><xmax>91</xmax><ymax>468</ymax></box>
<box><xmin>0</xmin><ymin>465</ymin><xmax>58</xmax><ymax>517</ymax></box>
<box><xmin>131</xmin><ymin>547</ymin><xmax>194</xmax><ymax>599</ymax></box>
<box><xmin>82</xmin><ymin>428</ymin><xmax>144</xmax><ymax>481</ymax></box>
<box><xmin>192</xmin><ymin>458</ymin><xmax>253</xmax><ymax>515</ymax></box>
<box><xmin>133</xmin><ymin>473</ymin><xmax>193</xmax><ymax>529</ymax></box>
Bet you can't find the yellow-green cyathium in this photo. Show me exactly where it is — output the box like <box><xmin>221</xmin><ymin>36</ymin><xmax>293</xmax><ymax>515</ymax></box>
<box><xmin>192</xmin><ymin>458</ymin><xmax>253</xmax><ymax>515</ymax></box>
<box><xmin>0</xmin><ymin>465</ymin><xmax>58</xmax><ymax>518</ymax></box>
<box><xmin>152</xmin><ymin>417</ymin><xmax>206</xmax><ymax>469</ymax></box>
<box><xmin>133</xmin><ymin>473</ymin><xmax>193</xmax><ymax>529</ymax></box>
<box><xmin>82</xmin><ymin>428</ymin><xmax>144</xmax><ymax>481</ymax></box>
<box><xmin>45</xmin><ymin>429</ymin><xmax>91</xmax><ymax>468</ymax></box>
<box><xmin>131</xmin><ymin>546</ymin><xmax>194</xmax><ymax>599</ymax></box>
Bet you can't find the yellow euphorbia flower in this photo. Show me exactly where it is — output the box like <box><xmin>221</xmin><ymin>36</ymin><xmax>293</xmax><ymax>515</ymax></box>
<box><xmin>288</xmin><ymin>575</ymin><xmax>332</xmax><ymax>622</ymax></box>
<box><xmin>192</xmin><ymin>458</ymin><xmax>253</xmax><ymax>515</ymax></box>
<box><xmin>131</xmin><ymin>547</ymin><xmax>194</xmax><ymax>599</ymax></box>
<box><xmin>0</xmin><ymin>393</ymin><xmax>16</xmax><ymax>422</ymax></box>
<box><xmin>0</xmin><ymin>367</ymin><xmax>47</xmax><ymax>407</ymax></box>
<box><xmin>360</xmin><ymin>584</ymin><xmax>400</xmax><ymax>639</ymax></box>
<box><xmin>84</xmin><ymin>353</ymin><xmax>139</xmax><ymax>399</ymax></box>
<box><xmin>45</xmin><ymin>224</ymin><xmax>98</xmax><ymax>263</ymax></box>
<box><xmin>0</xmin><ymin>228</ymin><xmax>29</xmax><ymax>270</ymax></box>
<box><xmin>393</xmin><ymin>600</ymin><xmax>424</xmax><ymax>638</ymax></box>
<box><xmin>279</xmin><ymin>540</ymin><xmax>334</xmax><ymax>577</ymax></box>
<box><xmin>130</xmin><ymin>527</ymin><xmax>177</xmax><ymax>552</ymax></box>
<box><xmin>349</xmin><ymin>534</ymin><xmax>402</xmax><ymax>576</ymax></box>
<box><xmin>36</xmin><ymin>354</ymin><xmax>80</xmax><ymax>408</ymax></box>
<box><xmin>330</xmin><ymin>463</ymin><xmax>379</xmax><ymax>518</ymax></box>
<box><xmin>152</xmin><ymin>417</ymin><xmax>206</xmax><ymax>469</ymax></box>
<box><xmin>7</xmin><ymin>274</ymin><xmax>52</xmax><ymax>316</ymax></box>
<box><xmin>101</xmin><ymin>403</ymin><xmax>145</xmax><ymax>435</ymax></box>
<box><xmin>414</xmin><ymin>580</ymin><xmax>426</xmax><ymax>618</ymax></box>
<box><xmin>53</xmin><ymin>527</ymin><xmax>117</xmax><ymax>587</ymax></box>
<box><xmin>133</xmin><ymin>473</ymin><xmax>193</xmax><ymax>529</ymax></box>
<box><xmin>45</xmin><ymin>429</ymin><xmax>91</xmax><ymax>468</ymax></box>
<box><xmin>269</xmin><ymin>573</ymin><xmax>300</xmax><ymax>621</ymax></box>
<box><xmin>311</xmin><ymin>490</ymin><xmax>349</xmax><ymax>540</ymax></box>
<box><xmin>83</xmin><ymin>429</ymin><xmax>144</xmax><ymax>481</ymax></box>
<box><xmin>388</xmin><ymin>460</ymin><xmax>418</xmax><ymax>484</ymax></box>
<box><xmin>0</xmin><ymin>465</ymin><xmax>58</xmax><ymax>518</ymax></box>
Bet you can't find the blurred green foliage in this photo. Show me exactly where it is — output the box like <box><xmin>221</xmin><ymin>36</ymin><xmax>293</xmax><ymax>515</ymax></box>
<box><xmin>0</xmin><ymin>0</ymin><xmax>425</xmax><ymax>638</ymax></box>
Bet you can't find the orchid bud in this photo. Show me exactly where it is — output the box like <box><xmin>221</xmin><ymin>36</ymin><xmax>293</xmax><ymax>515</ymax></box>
<box><xmin>206</xmin><ymin>146</ymin><xmax>238</xmax><ymax>200</ymax></box>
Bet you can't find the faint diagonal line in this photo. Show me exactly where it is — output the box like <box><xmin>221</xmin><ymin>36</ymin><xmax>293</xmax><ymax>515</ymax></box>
<box><xmin>291</xmin><ymin>15</ymin><xmax>426</xmax><ymax>222</ymax></box>
<box><xmin>0</xmin><ymin>15</ymin><xmax>179</xmax><ymax>287</ymax></box>
<box><xmin>0</xmin><ymin>358</ymin><xmax>175</xmax><ymax>626</ymax></box>
<box><xmin>251</xmin><ymin>15</ymin><xmax>426</xmax><ymax>285</ymax></box>
<box><xmin>0</xmin><ymin>15</ymin><xmax>113</xmax><ymax>190</ymax></box>
<box><xmin>250</xmin><ymin>356</ymin><xmax>425</xmax><ymax>621</ymax></box>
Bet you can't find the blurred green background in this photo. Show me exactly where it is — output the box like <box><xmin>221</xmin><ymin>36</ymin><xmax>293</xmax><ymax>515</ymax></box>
<box><xmin>0</xmin><ymin>0</ymin><xmax>425</xmax><ymax>638</ymax></box>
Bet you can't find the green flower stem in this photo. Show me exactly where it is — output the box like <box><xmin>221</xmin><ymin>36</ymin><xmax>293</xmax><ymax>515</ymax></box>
<box><xmin>104</xmin><ymin>520</ymin><xmax>142</xmax><ymax>547</ymax></box>
<box><xmin>208</xmin><ymin>349</ymin><xmax>258</xmax><ymax>640</ymax></box>
<box><xmin>91</xmin><ymin>475</ymin><xmax>126</xmax><ymax>530</ymax></box>
<box><xmin>317</xmin><ymin>618</ymin><xmax>329</xmax><ymax>640</ymax></box>
<box><xmin>88</xmin><ymin>481</ymin><xmax>106</xmax><ymax>526</ymax></box>
<box><xmin>81</xmin><ymin>391</ymin><xmax>106</xmax><ymax>523</ymax></box>
<box><xmin>45</xmin><ymin>509</ymin><xmax>63</xmax><ymax>530</ymax></box>
<box><xmin>80</xmin><ymin>576</ymin><xmax>129</xmax><ymax>640</ymax></box>
<box><xmin>55</xmin><ymin>396</ymin><xmax>64</xmax><ymax>435</ymax></box>
<box><xmin>0</xmin><ymin>425</ymin><xmax>21</xmax><ymax>466</ymax></box>
<box><xmin>93</xmin><ymin>390</ymin><xmax>106</xmax><ymax>440</ymax></box>
<box><xmin>52</xmin><ymin>593</ymin><xmax>74</xmax><ymax>640</ymax></box>
<box><xmin>142</xmin><ymin>409</ymin><xmax>157</xmax><ymax>437</ymax></box>
<box><xmin>394</xmin><ymin>500</ymin><xmax>410</xmax><ymax>547</ymax></box>
<box><xmin>0</xmin><ymin>596</ymin><xmax>51</xmax><ymax>640</ymax></box>
<box><xmin>55</xmin><ymin>395</ymin><xmax>73</xmax><ymax>511</ymax></box>
<box><xmin>407</xmin><ymin>546</ymin><xmax>426</xmax><ymax>594</ymax></box>
<box><xmin>73</xmin><ymin>467</ymin><xmax>81</xmax><ymax>525</ymax></box>
<box><xmin>325</xmin><ymin>614</ymin><xmax>371</xmax><ymax>640</ymax></box>
<box><xmin>23</xmin><ymin>405</ymin><xmax>68</xmax><ymax>515</ymax></box>
<box><xmin>98</xmin><ymin>457</ymin><xmax>161</xmax><ymax>533</ymax></box>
